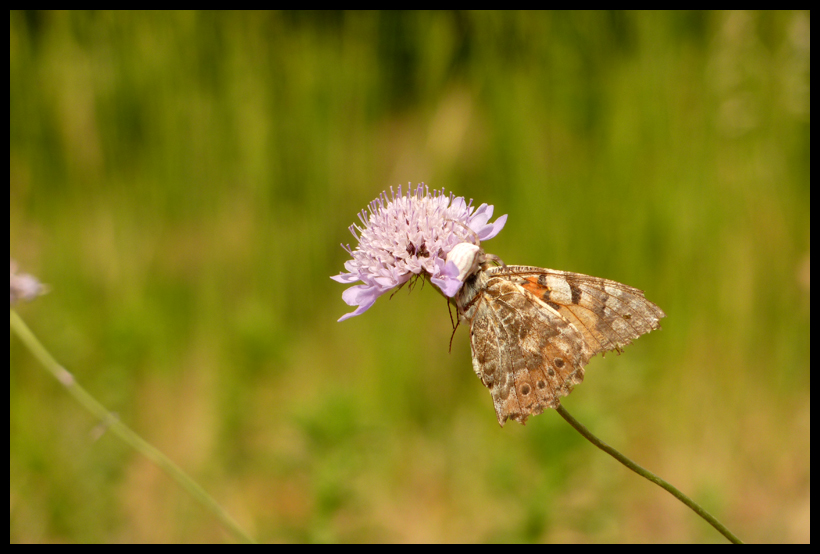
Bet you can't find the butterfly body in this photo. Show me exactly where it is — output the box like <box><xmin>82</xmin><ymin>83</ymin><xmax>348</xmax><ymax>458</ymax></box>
<box><xmin>454</xmin><ymin>254</ymin><xmax>666</xmax><ymax>426</ymax></box>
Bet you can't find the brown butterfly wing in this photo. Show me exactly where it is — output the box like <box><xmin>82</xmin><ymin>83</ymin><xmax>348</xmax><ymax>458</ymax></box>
<box><xmin>468</xmin><ymin>276</ymin><xmax>589</xmax><ymax>425</ymax></box>
<box><xmin>511</xmin><ymin>266</ymin><xmax>667</xmax><ymax>356</ymax></box>
<box><xmin>462</xmin><ymin>265</ymin><xmax>665</xmax><ymax>426</ymax></box>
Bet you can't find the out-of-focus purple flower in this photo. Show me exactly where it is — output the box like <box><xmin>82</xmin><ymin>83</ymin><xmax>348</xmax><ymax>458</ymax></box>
<box><xmin>331</xmin><ymin>183</ymin><xmax>506</xmax><ymax>321</ymax></box>
<box><xmin>10</xmin><ymin>259</ymin><xmax>46</xmax><ymax>306</ymax></box>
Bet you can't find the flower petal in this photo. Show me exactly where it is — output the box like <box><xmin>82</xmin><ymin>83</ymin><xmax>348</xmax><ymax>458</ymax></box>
<box><xmin>331</xmin><ymin>272</ymin><xmax>359</xmax><ymax>284</ymax></box>
<box><xmin>469</xmin><ymin>203</ymin><xmax>492</xmax><ymax>227</ymax></box>
<box><xmin>477</xmin><ymin>213</ymin><xmax>507</xmax><ymax>241</ymax></box>
<box><xmin>430</xmin><ymin>260</ymin><xmax>464</xmax><ymax>297</ymax></box>
<box><xmin>337</xmin><ymin>298</ymin><xmax>378</xmax><ymax>322</ymax></box>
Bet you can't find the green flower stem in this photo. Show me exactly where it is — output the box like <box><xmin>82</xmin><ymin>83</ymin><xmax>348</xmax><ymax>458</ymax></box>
<box><xmin>10</xmin><ymin>310</ymin><xmax>256</xmax><ymax>544</ymax></box>
<box><xmin>556</xmin><ymin>404</ymin><xmax>742</xmax><ymax>544</ymax></box>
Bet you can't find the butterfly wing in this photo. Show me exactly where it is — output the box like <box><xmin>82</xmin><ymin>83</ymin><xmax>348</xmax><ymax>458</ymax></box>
<box><xmin>462</xmin><ymin>265</ymin><xmax>665</xmax><ymax>426</ymax></box>
<box><xmin>508</xmin><ymin>266</ymin><xmax>667</xmax><ymax>356</ymax></box>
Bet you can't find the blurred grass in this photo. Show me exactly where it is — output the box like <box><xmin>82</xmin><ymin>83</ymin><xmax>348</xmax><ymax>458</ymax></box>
<box><xmin>10</xmin><ymin>11</ymin><xmax>809</xmax><ymax>543</ymax></box>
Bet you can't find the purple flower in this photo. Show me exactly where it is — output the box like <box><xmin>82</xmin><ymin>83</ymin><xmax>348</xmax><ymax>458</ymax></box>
<box><xmin>331</xmin><ymin>184</ymin><xmax>507</xmax><ymax>321</ymax></box>
<box><xmin>10</xmin><ymin>259</ymin><xmax>46</xmax><ymax>306</ymax></box>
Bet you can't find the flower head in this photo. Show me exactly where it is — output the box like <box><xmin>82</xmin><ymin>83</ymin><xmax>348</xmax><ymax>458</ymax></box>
<box><xmin>10</xmin><ymin>259</ymin><xmax>46</xmax><ymax>307</ymax></box>
<box><xmin>332</xmin><ymin>183</ymin><xmax>507</xmax><ymax>321</ymax></box>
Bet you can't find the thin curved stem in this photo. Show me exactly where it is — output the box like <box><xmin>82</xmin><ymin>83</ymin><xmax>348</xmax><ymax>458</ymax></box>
<box><xmin>11</xmin><ymin>310</ymin><xmax>256</xmax><ymax>544</ymax></box>
<box><xmin>556</xmin><ymin>404</ymin><xmax>742</xmax><ymax>544</ymax></box>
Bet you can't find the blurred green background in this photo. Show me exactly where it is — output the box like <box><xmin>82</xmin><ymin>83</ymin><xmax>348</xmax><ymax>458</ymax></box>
<box><xmin>10</xmin><ymin>11</ymin><xmax>809</xmax><ymax>543</ymax></box>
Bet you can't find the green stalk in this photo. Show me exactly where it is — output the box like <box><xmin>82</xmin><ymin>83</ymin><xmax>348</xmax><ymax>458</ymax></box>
<box><xmin>556</xmin><ymin>404</ymin><xmax>742</xmax><ymax>544</ymax></box>
<box><xmin>10</xmin><ymin>310</ymin><xmax>256</xmax><ymax>544</ymax></box>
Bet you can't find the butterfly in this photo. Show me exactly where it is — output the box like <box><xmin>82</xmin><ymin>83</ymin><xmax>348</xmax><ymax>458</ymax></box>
<box><xmin>448</xmin><ymin>243</ymin><xmax>666</xmax><ymax>426</ymax></box>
